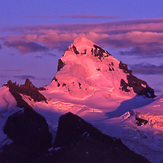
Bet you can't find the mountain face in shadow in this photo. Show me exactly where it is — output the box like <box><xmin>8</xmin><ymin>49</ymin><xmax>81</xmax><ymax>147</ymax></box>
<box><xmin>36</xmin><ymin>112</ymin><xmax>150</xmax><ymax>163</ymax></box>
<box><xmin>0</xmin><ymin>93</ymin><xmax>52</xmax><ymax>163</ymax></box>
<box><xmin>0</xmin><ymin>112</ymin><xmax>150</xmax><ymax>163</ymax></box>
<box><xmin>106</xmin><ymin>95</ymin><xmax>155</xmax><ymax>119</ymax></box>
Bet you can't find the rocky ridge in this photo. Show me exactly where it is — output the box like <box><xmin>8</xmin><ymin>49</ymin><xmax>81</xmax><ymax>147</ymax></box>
<box><xmin>0</xmin><ymin>112</ymin><xmax>150</xmax><ymax>163</ymax></box>
<box><xmin>4</xmin><ymin>79</ymin><xmax>47</xmax><ymax>107</ymax></box>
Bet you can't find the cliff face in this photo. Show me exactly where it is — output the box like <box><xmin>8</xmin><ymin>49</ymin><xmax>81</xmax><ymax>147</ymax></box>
<box><xmin>119</xmin><ymin>61</ymin><xmax>155</xmax><ymax>98</ymax></box>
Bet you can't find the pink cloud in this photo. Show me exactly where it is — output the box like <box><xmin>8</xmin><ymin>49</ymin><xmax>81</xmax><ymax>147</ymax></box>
<box><xmin>119</xmin><ymin>44</ymin><xmax>163</xmax><ymax>56</ymax></box>
<box><xmin>3</xmin><ymin>18</ymin><xmax>163</xmax><ymax>56</ymax></box>
<box><xmin>7</xmin><ymin>30</ymin><xmax>163</xmax><ymax>49</ymax></box>
<box><xmin>24</xmin><ymin>14</ymin><xmax>120</xmax><ymax>19</ymax></box>
<box><xmin>60</xmin><ymin>14</ymin><xmax>120</xmax><ymax>19</ymax></box>
<box><xmin>130</xmin><ymin>63</ymin><xmax>163</xmax><ymax>75</ymax></box>
<box><xmin>5</xmin><ymin>18</ymin><xmax>163</xmax><ymax>35</ymax></box>
<box><xmin>115</xmin><ymin>31</ymin><xmax>163</xmax><ymax>44</ymax></box>
<box><xmin>4</xmin><ymin>41</ymin><xmax>48</xmax><ymax>54</ymax></box>
<box><xmin>7</xmin><ymin>31</ymin><xmax>108</xmax><ymax>48</ymax></box>
<box><xmin>1</xmin><ymin>69</ymin><xmax>28</xmax><ymax>72</ymax></box>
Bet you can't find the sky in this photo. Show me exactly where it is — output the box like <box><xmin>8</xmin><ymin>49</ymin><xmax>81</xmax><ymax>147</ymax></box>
<box><xmin>0</xmin><ymin>0</ymin><xmax>163</xmax><ymax>95</ymax></box>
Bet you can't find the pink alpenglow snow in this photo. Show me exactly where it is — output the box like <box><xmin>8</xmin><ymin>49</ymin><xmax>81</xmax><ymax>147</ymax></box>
<box><xmin>48</xmin><ymin>36</ymin><xmax>155</xmax><ymax>99</ymax></box>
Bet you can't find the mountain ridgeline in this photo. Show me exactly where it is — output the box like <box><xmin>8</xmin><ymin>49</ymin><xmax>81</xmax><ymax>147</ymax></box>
<box><xmin>4</xmin><ymin>37</ymin><xmax>155</xmax><ymax>103</ymax></box>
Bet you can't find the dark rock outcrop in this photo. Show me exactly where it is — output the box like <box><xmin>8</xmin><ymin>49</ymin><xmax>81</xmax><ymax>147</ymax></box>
<box><xmin>35</xmin><ymin>112</ymin><xmax>149</xmax><ymax>163</ymax></box>
<box><xmin>0</xmin><ymin>96</ymin><xmax>52</xmax><ymax>163</ymax></box>
<box><xmin>119</xmin><ymin>61</ymin><xmax>156</xmax><ymax>98</ymax></box>
<box><xmin>51</xmin><ymin>77</ymin><xmax>63</xmax><ymax>88</ymax></box>
<box><xmin>119</xmin><ymin>61</ymin><xmax>132</xmax><ymax>75</ymax></box>
<box><xmin>120</xmin><ymin>79</ymin><xmax>130</xmax><ymax>92</ymax></box>
<box><xmin>81</xmin><ymin>49</ymin><xmax>87</xmax><ymax>55</ymax></box>
<box><xmin>0</xmin><ymin>112</ymin><xmax>149</xmax><ymax>163</ymax></box>
<box><xmin>72</xmin><ymin>45</ymin><xmax>79</xmax><ymax>54</ymax></box>
<box><xmin>54</xmin><ymin>112</ymin><xmax>114</xmax><ymax>147</ymax></box>
<box><xmin>137</xmin><ymin>87</ymin><xmax>156</xmax><ymax>98</ymax></box>
<box><xmin>135</xmin><ymin>116</ymin><xmax>148</xmax><ymax>126</ymax></box>
<box><xmin>3</xmin><ymin>104</ymin><xmax>52</xmax><ymax>151</ymax></box>
<box><xmin>4</xmin><ymin>79</ymin><xmax>47</xmax><ymax>104</ymax></box>
<box><xmin>57</xmin><ymin>59</ymin><xmax>65</xmax><ymax>71</ymax></box>
<box><xmin>0</xmin><ymin>142</ymin><xmax>40</xmax><ymax>163</ymax></box>
<box><xmin>93</xmin><ymin>44</ymin><xmax>110</xmax><ymax>59</ymax></box>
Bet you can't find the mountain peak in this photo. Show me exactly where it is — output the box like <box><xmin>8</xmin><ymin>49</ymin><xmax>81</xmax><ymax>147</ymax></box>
<box><xmin>64</xmin><ymin>36</ymin><xmax>109</xmax><ymax>59</ymax></box>
<box><xmin>50</xmin><ymin>37</ymin><xmax>155</xmax><ymax>99</ymax></box>
<box><xmin>70</xmin><ymin>37</ymin><xmax>95</xmax><ymax>54</ymax></box>
<box><xmin>73</xmin><ymin>36</ymin><xmax>94</xmax><ymax>47</ymax></box>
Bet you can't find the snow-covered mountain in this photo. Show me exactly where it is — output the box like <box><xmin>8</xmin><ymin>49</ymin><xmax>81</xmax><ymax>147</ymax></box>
<box><xmin>0</xmin><ymin>37</ymin><xmax>162</xmax><ymax>162</ymax></box>
<box><xmin>48</xmin><ymin>37</ymin><xmax>155</xmax><ymax>99</ymax></box>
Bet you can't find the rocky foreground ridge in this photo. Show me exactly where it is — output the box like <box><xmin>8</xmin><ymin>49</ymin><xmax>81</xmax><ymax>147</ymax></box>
<box><xmin>0</xmin><ymin>103</ymin><xmax>149</xmax><ymax>163</ymax></box>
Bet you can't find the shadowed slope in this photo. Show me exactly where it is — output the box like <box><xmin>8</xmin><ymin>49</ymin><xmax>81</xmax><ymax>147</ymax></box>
<box><xmin>35</xmin><ymin>112</ymin><xmax>150</xmax><ymax>163</ymax></box>
<box><xmin>106</xmin><ymin>95</ymin><xmax>155</xmax><ymax>118</ymax></box>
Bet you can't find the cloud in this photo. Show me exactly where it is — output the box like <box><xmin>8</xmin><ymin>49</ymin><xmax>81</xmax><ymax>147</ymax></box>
<box><xmin>35</xmin><ymin>56</ymin><xmax>43</xmax><ymax>59</ymax></box>
<box><xmin>13</xmin><ymin>75</ymin><xmax>51</xmax><ymax>82</ymax></box>
<box><xmin>130</xmin><ymin>63</ymin><xmax>163</xmax><ymax>75</ymax></box>
<box><xmin>0</xmin><ymin>44</ymin><xmax>2</xmax><ymax>49</ymax></box>
<box><xmin>0</xmin><ymin>75</ymin><xmax>9</xmax><ymax>78</ymax></box>
<box><xmin>0</xmin><ymin>37</ymin><xmax>4</xmax><ymax>41</ymax></box>
<box><xmin>25</xmin><ymin>14</ymin><xmax>120</xmax><ymax>19</ymax></box>
<box><xmin>4</xmin><ymin>41</ymin><xmax>49</xmax><ymax>54</ymax></box>
<box><xmin>47</xmin><ymin>53</ymin><xmax>57</xmax><ymax>57</ymax></box>
<box><xmin>0</xmin><ymin>69</ymin><xmax>28</xmax><ymax>72</ymax></box>
<box><xmin>2</xmin><ymin>18</ymin><xmax>163</xmax><ymax>56</ymax></box>
<box><xmin>119</xmin><ymin>43</ymin><xmax>163</xmax><ymax>57</ymax></box>
<box><xmin>13</xmin><ymin>75</ymin><xmax>36</xmax><ymax>80</ymax></box>
<box><xmin>6</xmin><ymin>31</ymin><xmax>109</xmax><ymax>51</ymax></box>
<box><xmin>34</xmin><ymin>53</ymin><xmax>57</xmax><ymax>59</ymax></box>
<box><xmin>60</xmin><ymin>14</ymin><xmax>120</xmax><ymax>19</ymax></box>
<box><xmin>5</xmin><ymin>18</ymin><xmax>163</xmax><ymax>35</ymax></box>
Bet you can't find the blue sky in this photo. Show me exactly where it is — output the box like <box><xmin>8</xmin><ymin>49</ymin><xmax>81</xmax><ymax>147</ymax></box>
<box><xmin>0</xmin><ymin>0</ymin><xmax>163</xmax><ymax>95</ymax></box>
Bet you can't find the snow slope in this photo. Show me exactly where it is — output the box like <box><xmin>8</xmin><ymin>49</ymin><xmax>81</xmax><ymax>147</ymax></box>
<box><xmin>48</xmin><ymin>37</ymin><xmax>138</xmax><ymax>99</ymax></box>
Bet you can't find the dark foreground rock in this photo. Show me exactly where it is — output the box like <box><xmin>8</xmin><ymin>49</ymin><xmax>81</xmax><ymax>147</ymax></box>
<box><xmin>3</xmin><ymin>107</ymin><xmax>52</xmax><ymax>151</ymax></box>
<box><xmin>4</xmin><ymin>79</ymin><xmax>52</xmax><ymax>150</ymax></box>
<box><xmin>0</xmin><ymin>111</ymin><xmax>149</xmax><ymax>163</ymax></box>
<box><xmin>0</xmin><ymin>142</ymin><xmax>39</xmax><ymax>163</ymax></box>
<box><xmin>0</xmin><ymin>98</ymin><xmax>52</xmax><ymax>163</ymax></box>
<box><xmin>35</xmin><ymin>112</ymin><xmax>149</xmax><ymax>163</ymax></box>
